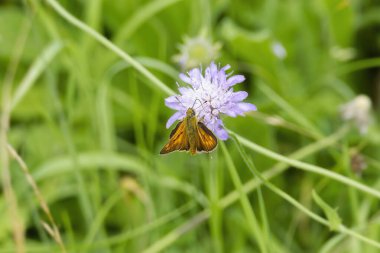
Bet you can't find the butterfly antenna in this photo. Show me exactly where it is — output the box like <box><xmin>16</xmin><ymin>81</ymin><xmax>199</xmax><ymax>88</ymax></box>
<box><xmin>190</xmin><ymin>98</ymin><xmax>200</xmax><ymax>109</ymax></box>
<box><xmin>193</xmin><ymin>99</ymin><xmax>209</xmax><ymax>119</ymax></box>
<box><xmin>193</xmin><ymin>98</ymin><xmax>206</xmax><ymax>109</ymax></box>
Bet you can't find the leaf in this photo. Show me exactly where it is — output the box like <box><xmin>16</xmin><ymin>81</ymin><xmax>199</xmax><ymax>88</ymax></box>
<box><xmin>220</xmin><ymin>19</ymin><xmax>277</xmax><ymax>74</ymax></box>
<box><xmin>312</xmin><ymin>190</ymin><xmax>342</xmax><ymax>231</ymax></box>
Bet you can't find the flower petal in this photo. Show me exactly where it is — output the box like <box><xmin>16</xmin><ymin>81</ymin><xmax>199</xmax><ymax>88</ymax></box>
<box><xmin>188</xmin><ymin>68</ymin><xmax>202</xmax><ymax>87</ymax></box>
<box><xmin>166</xmin><ymin>111</ymin><xmax>184</xmax><ymax>128</ymax></box>
<box><xmin>205</xmin><ymin>63</ymin><xmax>213</xmax><ymax>82</ymax></box>
<box><xmin>178</xmin><ymin>87</ymin><xmax>192</xmax><ymax>95</ymax></box>
<box><xmin>165</xmin><ymin>102</ymin><xmax>182</xmax><ymax>110</ymax></box>
<box><xmin>223</xmin><ymin>111</ymin><xmax>238</xmax><ymax>117</ymax></box>
<box><xmin>221</xmin><ymin>107</ymin><xmax>238</xmax><ymax>117</ymax></box>
<box><xmin>210</xmin><ymin>62</ymin><xmax>218</xmax><ymax>73</ymax></box>
<box><xmin>165</xmin><ymin>96</ymin><xmax>183</xmax><ymax>110</ymax></box>
<box><xmin>226</xmin><ymin>75</ymin><xmax>245</xmax><ymax>87</ymax></box>
<box><xmin>179</xmin><ymin>73</ymin><xmax>192</xmax><ymax>84</ymax></box>
<box><xmin>165</xmin><ymin>96</ymin><xmax>181</xmax><ymax>110</ymax></box>
<box><xmin>238</xmin><ymin>102</ymin><xmax>257</xmax><ymax>112</ymax></box>
<box><xmin>216</xmin><ymin>128</ymin><xmax>229</xmax><ymax>140</ymax></box>
<box><xmin>210</xmin><ymin>62</ymin><xmax>219</xmax><ymax>84</ymax></box>
<box><xmin>221</xmin><ymin>64</ymin><xmax>230</xmax><ymax>72</ymax></box>
<box><xmin>214</xmin><ymin>120</ymin><xmax>229</xmax><ymax>140</ymax></box>
<box><xmin>230</xmin><ymin>91</ymin><xmax>248</xmax><ymax>102</ymax></box>
<box><xmin>165</xmin><ymin>95</ymin><xmax>178</xmax><ymax>103</ymax></box>
<box><xmin>217</xmin><ymin>65</ymin><xmax>229</xmax><ymax>86</ymax></box>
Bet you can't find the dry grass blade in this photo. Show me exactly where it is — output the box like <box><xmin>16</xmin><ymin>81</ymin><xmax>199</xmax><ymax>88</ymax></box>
<box><xmin>41</xmin><ymin>222</ymin><xmax>55</xmax><ymax>238</ymax></box>
<box><xmin>7</xmin><ymin>144</ymin><xmax>67</xmax><ymax>253</ymax></box>
<box><xmin>0</xmin><ymin>16</ymin><xmax>32</xmax><ymax>253</ymax></box>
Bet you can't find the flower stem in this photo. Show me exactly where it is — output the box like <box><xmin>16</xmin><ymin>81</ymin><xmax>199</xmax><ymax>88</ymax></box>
<box><xmin>141</xmin><ymin>126</ymin><xmax>349</xmax><ymax>253</ymax></box>
<box><xmin>258</xmin><ymin>84</ymin><xmax>324</xmax><ymax>140</ymax></box>
<box><xmin>221</xmin><ymin>142</ymin><xmax>268</xmax><ymax>253</ymax></box>
<box><xmin>43</xmin><ymin>0</ymin><xmax>175</xmax><ymax>96</ymax></box>
<box><xmin>231</xmin><ymin>135</ymin><xmax>380</xmax><ymax>250</ymax></box>
<box><xmin>228</xmin><ymin>127</ymin><xmax>380</xmax><ymax>200</ymax></box>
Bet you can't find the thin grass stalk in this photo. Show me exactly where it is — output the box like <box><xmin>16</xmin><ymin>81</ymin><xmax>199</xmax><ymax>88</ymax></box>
<box><xmin>43</xmin><ymin>0</ymin><xmax>175</xmax><ymax>96</ymax></box>
<box><xmin>221</xmin><ymin>142</ymin><xmax>268</xmax><ymax>253</ymax></box>
<box><xmin>229</xmin><ymin>128</ymin><xmax>380</xmax><ymax>200</ymax></box>
<box><xmin>232</xmin><ymin>134</ymin><xmax>380</xmax><ymax>250</ymax></box>
<box><xmin>206</xmin><ymin>154</ymin><xmax>224</xmax><ymax>252</ymax></box>
<box><xmin>0</xmin><ymin>17</ymin><xmax>31</xmax><ymax>253</ymax></box>
<box><xmin>141</xmin><ymin>127</ymin><xmax>348</xmax><ymax>252</ymax></box>
<box><xmin>7</xmin><ymin>145</ymin><xmax>67</xmax><ymax>253</ymax></box>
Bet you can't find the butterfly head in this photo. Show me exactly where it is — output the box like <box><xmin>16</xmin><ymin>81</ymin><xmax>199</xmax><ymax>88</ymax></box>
<box><xmin>186</xmin><ymin>108</ymin><xmax>196</xmax><ymax>118</ymax></box>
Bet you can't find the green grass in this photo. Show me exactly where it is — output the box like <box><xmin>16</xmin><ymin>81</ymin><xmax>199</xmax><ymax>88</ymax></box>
<box><xmin>1</xmin><ymin>0</ymin><xmax>380</xmax><ymax>252</ymax></box>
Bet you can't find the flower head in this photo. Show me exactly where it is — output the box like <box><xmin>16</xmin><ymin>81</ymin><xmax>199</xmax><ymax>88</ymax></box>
<box><xmin>173</xmin><ymin>30</ymin><xmax>221</xmax><ymax>71</ymax></box>
<box><xmin>165</xmin><ymin>62</ymin><xmax>257</xmax><ymax>140</ymax></box>
<box><xmin>340</xmin><ymin>95</ymin><xmax>372</xmax><ymax>134</ymax></box>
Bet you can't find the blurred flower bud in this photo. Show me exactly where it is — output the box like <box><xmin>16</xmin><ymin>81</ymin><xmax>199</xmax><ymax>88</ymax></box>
<box><xmin>173</xmin><ymin>29</ymin><xmax>221</xmax><ymax>71</ymax></box>
<box><xmin>340</xmin><ymin>95</ymin><xmax>372</xmax><ymax>134</ymax></box>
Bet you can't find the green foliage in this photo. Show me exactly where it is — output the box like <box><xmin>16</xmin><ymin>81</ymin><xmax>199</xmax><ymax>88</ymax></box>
<box><xmin>1</xmin><ymin>0</ymin><xmax>380</xmax><ymax>252</ymax></box>
<box><xmin>312</xmin><ymin>190</ymin><xmax>342</xmax><ymax>231</ymax></box>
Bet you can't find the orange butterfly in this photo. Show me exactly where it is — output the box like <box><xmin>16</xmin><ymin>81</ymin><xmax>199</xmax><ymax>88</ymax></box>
<box><xmin>160</xmin><ymin>108</ymin><xmax>217</xmax><ymax>155</ymax></box>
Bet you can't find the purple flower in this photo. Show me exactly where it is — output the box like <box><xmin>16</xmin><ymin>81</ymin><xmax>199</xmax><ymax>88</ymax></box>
<box><xmin>165</xmin><ymin>62</ymin><xmax>257</xmax><ymax>140</ymax></box>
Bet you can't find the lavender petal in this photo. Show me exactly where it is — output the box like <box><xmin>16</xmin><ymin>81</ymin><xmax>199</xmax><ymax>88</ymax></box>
<box><xmin>226</xmin><ymin>75</ymin><xmax>245</xmax><ymax>87</ymax></box>
<box><xmin>178</xmin><ymin>87</ymin><xmax>192</xmax><ymax>95</ymax></box>
<box><xmin>214</xmin><ymin>120</ymin><xmax>229</xmax><ymax>140</ymax></box>
<box><xmin>230</xmin><ymin>91</ymin><xmax>248</xmax><ymax>102</ymax></box>
<box><xmin>179</xmin><ymin>73</ymin><xmax>192</xmax><ymax>84</ymax></box>
<box><xmin>188</xmin><ymin>68</ymin><xmax>202</xmax><ymax>88</ymax></box>
<box><xmin>221</xmin><ymin>64</ymin><xmax>231</xmax><ymax>72</ymax></box>
<box><xmin>165</xmin><ymin>96</ymin><xmax>183</xmax><ymax>110</ymax></box>
<box><xmin>220</xmin><ymin>107</ymin><xmax>238</xmax><ymax>117</ymax></box>
<box><xmin>237</xmin><ymin>102</ymin><xmax>257</xmax><ymax>112</ymax></box>
<box><xmin>166</xmin><ymin>111</ymin><xmax>184</xmax><ymax>128</ymax></box>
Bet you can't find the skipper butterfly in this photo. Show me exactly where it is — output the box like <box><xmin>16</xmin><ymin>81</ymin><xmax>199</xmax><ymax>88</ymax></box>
<box><xmin>160</xmin><ymin>107</ymin><xmax>217</xmax><ymax>155</ymax></box>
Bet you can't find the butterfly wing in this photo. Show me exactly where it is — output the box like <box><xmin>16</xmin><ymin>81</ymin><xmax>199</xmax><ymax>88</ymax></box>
<box><xmin>196</xmin><ymin>122</ymin><xmax>217</xmax><ymax>152</ymax></box>
<box><xmin>160</xmin><ymin>121</ymin><xmax>190</xmax><ymax>154</ymax></box>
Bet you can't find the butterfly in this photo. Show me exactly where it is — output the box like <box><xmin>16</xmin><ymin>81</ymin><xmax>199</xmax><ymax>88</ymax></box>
<box><xmin>160</xmin><ymin>107</ymin><xmax>218</xmax><ymax>155</ymax></box>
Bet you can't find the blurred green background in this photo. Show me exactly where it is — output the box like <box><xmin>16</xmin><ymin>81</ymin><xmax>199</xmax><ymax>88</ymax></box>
<box><xmin>1</xmin><ymin>0</ymin><xmax>380</xmax><ymax>252</ymax></box>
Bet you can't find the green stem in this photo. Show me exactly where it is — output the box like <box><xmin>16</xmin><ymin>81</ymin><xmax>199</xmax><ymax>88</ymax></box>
<box><xmin>337</xmin><ymin>57</ymin><xmax>380</xmax><ymax>75</ymax></box>
<box><xmin>207</xmin><ymin>156</ymin><xmax>223</xmax><ymax>253</ymax></box>
<box><xmin>258</xmin><ymin>84</ymin><xmax>324</xmax><ymax>140</ymax></box>
<box><xmin>11</xmin><ymin>41</ymin><xmax>62</xmax><ymax>110</ymax></box>
<box><xmin>221</xmin><ymin>142</ymin><xmax>267</xmax><ymax>253</ymax></box>
<box><xmin>44</xmin><ymin>0</ymin><xmax>175</xmax><ymax>96</ymax></box>
<box><xmin>114</xmin><ymin>0</ymin><xmax>182</xmax><ymax>43</ymax></box>
<box><xmin>232</xmin><ymin>135</ymin><xmax>380</xmax><ymax>250</ymax></box>
<box><xmin>141</xmin><ymin>126</ymin><xmax>348</xmax><ymax>253</ymax></box>
<box><xmin>228</xmin><ymin>128</ymin><xmax>380</xmax><ymax>200</ymax></box>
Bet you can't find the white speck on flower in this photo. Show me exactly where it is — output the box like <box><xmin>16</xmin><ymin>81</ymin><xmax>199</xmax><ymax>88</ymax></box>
<box><xmin>340</xmin><ymin>95</ymin><xmax>372</xmax><ymax>134</ymax></box>
<box><xmin>272</xmin><ymin>41</ymin><xmax>287</xmax><ymax>59</ymax></box>
<box><xmin>165</xmin><ymin>62</ymin><xmax>257</xmax><ymax>140</ymax></box>
<box><xmin>173</xmin><ymin>30</ymin><xmax>222</xmax><ymax>71</ymax></box>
